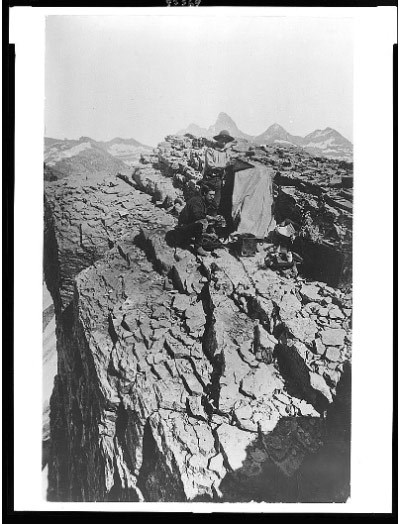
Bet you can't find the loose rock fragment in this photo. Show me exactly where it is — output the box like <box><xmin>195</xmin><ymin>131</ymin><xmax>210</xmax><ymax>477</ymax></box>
<box><xmin>320</xmin><ymin>328</ymin><xmax>346</xmax><ymax>347</ymax></box>
<box><xmin>278</xmin><ymin>293</ymin><xmax>302</xmax><ymax>320</ymax></box>
<box><xmin>283</xmin><ymin>317</ymin><xmax>319</xmax><ymax>346</ymax></box>
<box><xmin>309</xmin><ymin>372</ymin><xmax>333</xmax><ymax>403</ymax></box>
<box><xmin>187</xmin><ymin>395</ymin><xmax>208</xmax><ymax>421</ymax></box>
<box><xmin>299</xmin><ymin>284</ymin><xmax>324</xmax><ymax>304</ymax></box>
<box><xmin>313</xmin><ymin>337</ymin><xmax>326</xmax><ymax>356</ymax></box>
<box><xmin>325</xmin><ymin>346</ymin><xmax>341</xmax><ymax>362</ymax></box>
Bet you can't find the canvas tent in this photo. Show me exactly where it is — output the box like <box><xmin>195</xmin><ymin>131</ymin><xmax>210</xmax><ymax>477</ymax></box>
<box><xmin>223</xmin><ymin>161</ymin><xmax>276</xmax><ymax>239</ymax></box>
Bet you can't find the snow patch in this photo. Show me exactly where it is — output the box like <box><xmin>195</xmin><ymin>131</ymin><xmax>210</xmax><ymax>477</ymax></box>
<box><xmin>274</xmin><ymin>139</ymin><xmax>294</xmax><ymax>145</ymax></box>
<box><xmin>304</xmin><ymin>138</ymin><xmax>336</xmax><ymax>149</ymax></box>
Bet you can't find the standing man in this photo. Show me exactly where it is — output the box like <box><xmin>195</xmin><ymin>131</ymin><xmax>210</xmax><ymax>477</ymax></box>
<box><xmin>203</xmin><ymin>130</ymin><xmax>235</xmax><ymax>211</ymax></box>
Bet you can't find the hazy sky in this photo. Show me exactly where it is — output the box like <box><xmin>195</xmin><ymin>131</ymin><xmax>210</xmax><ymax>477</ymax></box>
<box><xmin>45</xmin><ymin>14</ymin><xmax>353</xmax><ymax>146</ymax></box>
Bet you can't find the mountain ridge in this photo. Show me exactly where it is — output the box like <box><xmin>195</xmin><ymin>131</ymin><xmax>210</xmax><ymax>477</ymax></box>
<box><xmin>44</xmin><ymin>136</ymin><xmax>153</xmax><ymax>180</ymax></box>
<box><xmin>177</xmin><ymin>112</ymin><xmax>352</xmax><ymax>160</ymax></box>
<box><xmin>45</xmin><ymin>135</ymin><xmax>152</xmax><ymax>149</ymax></box>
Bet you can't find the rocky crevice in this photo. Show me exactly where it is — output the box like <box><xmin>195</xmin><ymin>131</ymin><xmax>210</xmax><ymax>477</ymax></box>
<box><xmin>44</xmin><ymin>138</ymin><xmax>351</xmax><ymax>502</ymax></box>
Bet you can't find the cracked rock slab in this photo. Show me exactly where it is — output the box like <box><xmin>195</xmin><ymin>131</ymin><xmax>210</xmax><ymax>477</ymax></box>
<box><xmin>241</xmin><ymin>364</ymin><xmax>284</xmax><ymax>400</ymax></box>
<box><xmin>216</xmin><ymin>424</ymin><xmax>258</xmax><ymax>471</ymax></box>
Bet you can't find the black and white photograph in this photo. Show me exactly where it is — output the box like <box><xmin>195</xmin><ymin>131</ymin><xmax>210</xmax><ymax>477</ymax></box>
<box><xmin>11</xmin><ymin>5</ymin><xmax>395</xmax><ymax>512</ymax></box>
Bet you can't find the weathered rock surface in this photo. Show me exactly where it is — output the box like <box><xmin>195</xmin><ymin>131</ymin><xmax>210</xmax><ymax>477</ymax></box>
<box><xmin>44</xmin><ymin>136</ymin><xmax>352</xmax><ymax>502</ymax></box>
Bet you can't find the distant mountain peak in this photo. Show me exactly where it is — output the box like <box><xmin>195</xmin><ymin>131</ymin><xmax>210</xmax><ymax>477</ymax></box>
<box><xmin>214</xmin><ymin>112</ymin><xmax>238</xmax><ymax>128</ymax></box>
<box><xmin>256</xmin><ymin>123</ymin><xmax>294</xmax><ymax>142</ymax></box>
<box><xmin>208</xmin><ymin>112</ymin><xmax>252</xmax><ymax>140</ymax></box>
<box><xmin>216</xmin><ymin>111</ymin><xmax>234</xmax><ymax>121</ymax></box>
<box><xmin>268</xmin><ymin>123</ymin><xmax>285</xmax><ymax>130</ymax></box>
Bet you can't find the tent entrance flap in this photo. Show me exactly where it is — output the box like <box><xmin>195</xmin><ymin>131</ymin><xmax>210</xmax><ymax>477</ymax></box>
<box><xmin>230</xmin><ymin>164</ymin><xmax>275</xmax><ymax>239</ymax></box>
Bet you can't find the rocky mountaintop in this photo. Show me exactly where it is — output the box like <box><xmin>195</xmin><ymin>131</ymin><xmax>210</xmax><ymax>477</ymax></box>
<box><xmin>178</xmin><ymin>113</ymin><xmax>352</xmax><ymax>161</ymax></box>
<box><xmin>300</xmin><ymin>128</ymin><xmax>353</xmax><ymax>160</ymax></box>
<box><xmin>44</xmin><ymin>132</ymin><xmax>352</xmax><ymax>503</ymax></box>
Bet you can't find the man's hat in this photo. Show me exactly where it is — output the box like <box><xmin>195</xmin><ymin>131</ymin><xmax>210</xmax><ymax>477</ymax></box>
<box><xmin>213</xmin><ymin>130</ymin><xmax>235</xmax><ymax>143</ymax></box>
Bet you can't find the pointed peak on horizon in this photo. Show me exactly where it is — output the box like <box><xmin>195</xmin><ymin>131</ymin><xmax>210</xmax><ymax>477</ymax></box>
<box><xmin>267</xmin><ymin>123</ymin><xmax>286</xmax><ymax>130</ymax></box>
<box><xmin>209</xmin><ymin>112</ymin><xmax>242</xmax><ymax>136</ymax></box>
<box><xmin>215</xmin><ymin>111</ymin><xmax>236</xmax><ymax>123</ymax></box>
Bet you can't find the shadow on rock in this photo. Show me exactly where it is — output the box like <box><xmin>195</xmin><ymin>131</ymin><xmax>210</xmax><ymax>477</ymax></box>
<box><xmin>165</xmin><ymin>229</ymin><xmax>181</xmax><ymax>248</ymax></box>
<box><xmin>275</xmin><ymin>343</ymin><xmax>331</xmax><ymax>415</ymax></box>
<box><xmin>218</xmin><ymin>365</ymin><xmax>351</xmax><ymax>503</ymax></box>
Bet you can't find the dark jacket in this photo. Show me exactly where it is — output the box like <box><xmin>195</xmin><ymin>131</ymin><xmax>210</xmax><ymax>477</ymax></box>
<box><xmin>178</xmin><ymin>195</ymin><xmax>207</xmax><ymax>225</ymax></box>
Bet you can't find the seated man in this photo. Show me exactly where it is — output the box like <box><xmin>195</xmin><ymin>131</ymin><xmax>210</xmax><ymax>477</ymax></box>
<box><xmin>176</xmin><ymin>185</ymin><xmax>220</xmax><ymax>256</ymax></box>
